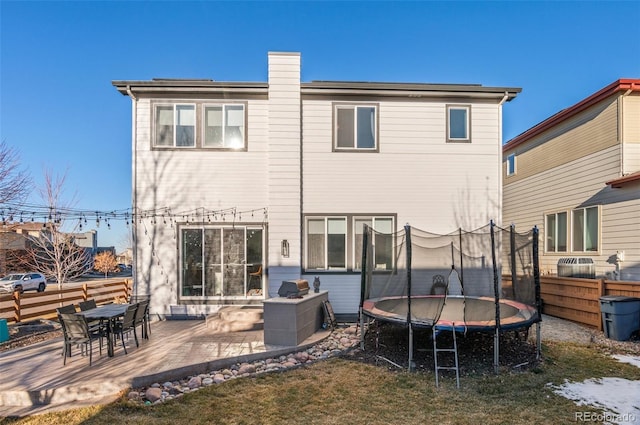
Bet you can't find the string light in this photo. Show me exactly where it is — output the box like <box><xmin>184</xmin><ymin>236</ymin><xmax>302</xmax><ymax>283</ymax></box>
<box><xmin>0</xmin><ymin>202</ymin><xmax>268</xmax><ymax>230</ymax></box>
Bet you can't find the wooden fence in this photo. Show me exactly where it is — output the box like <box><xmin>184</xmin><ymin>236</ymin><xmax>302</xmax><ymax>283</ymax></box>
<box><xmin>503</xmin><ymin>275</ymin><xmax>640</xmax><ymax>330</ymax></box>
<box><xmin>0</xmin><ymin>280</ymin><xmax>133</xmax><ymax>324</ymax></box>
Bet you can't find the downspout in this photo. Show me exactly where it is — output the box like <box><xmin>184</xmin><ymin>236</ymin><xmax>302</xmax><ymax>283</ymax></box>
<box><xmin>497</xmin><ymin>91</ymin><xmax>509</xmax><ymax>227</ymax></box>
<box><xmin>126</xmin><ymin>85</ymin><xmax>138</xmax><ymax>296</ymax></box>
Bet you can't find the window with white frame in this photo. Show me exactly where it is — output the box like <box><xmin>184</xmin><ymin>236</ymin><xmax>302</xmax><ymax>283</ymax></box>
<box><xmin>155</xmin><ymin>104</ymin><xmax>196</xmax><ymax>147</ymax></box>
<box><xmin>335</xmin><ymin>105</ymin><xmax>377</xmax><ymax>150</ymax></box>
<box><xmin>203</xmin><ymin>104</ymin><xmax>246</xmax><ymax>149</ymax></box>
<box><xmin>354</xmin><ymin>217</ymin><xmax>394</xmax><ymax>271</ymax></box>
<box><xmin>572</xmin><ymin>206</ymin><xmax>599</xmax><ymax>252</ymax></box>
<box><xmin>507</xmin><ymin>153</ymin><xmax>516</xmax><ymax>176</ymax></box>
<box><xmin>545</xmin><ymin>211</ymin><xmax>567</xmax><ymax>252</ymax></box>
<box><xmin>447</xmin><ymin>105</ymin><xmax>471</xmax><ymax>142</ymax></box>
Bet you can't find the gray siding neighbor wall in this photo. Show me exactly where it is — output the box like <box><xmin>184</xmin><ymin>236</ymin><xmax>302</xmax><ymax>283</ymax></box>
<box><xmin>503</xmin><ymin>80</ymin><xmax>640</xmax><ymax>281</ymax></box>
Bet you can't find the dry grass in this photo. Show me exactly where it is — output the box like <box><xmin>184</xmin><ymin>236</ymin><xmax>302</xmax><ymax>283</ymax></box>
<box><xmin>2</xmin><ymin>342</ymin><xmax>639</xmax><ymax>425</ymax></box>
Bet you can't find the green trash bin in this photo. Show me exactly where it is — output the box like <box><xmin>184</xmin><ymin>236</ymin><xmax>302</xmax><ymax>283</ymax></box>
<box><xmin>0</xmin><ymin>318</ymin><xmax>8</xmax><ymax>343</ymax></box>
<box><xmin>599</xmin><ymin>296</ymin><xmax>640</xmax><ymax>341</ymax></box>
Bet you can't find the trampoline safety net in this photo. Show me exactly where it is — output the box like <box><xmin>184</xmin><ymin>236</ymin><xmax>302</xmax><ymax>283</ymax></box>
<box><xmin>359</xmin><ymin>222</ymin><xmax>541</xmax><ymax>330</ymax></box>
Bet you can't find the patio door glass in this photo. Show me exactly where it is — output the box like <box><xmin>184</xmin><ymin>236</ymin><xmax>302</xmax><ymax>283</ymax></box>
<box><xmin>181</xmin><ymin>226</ymin><xmax>264</xmax><ymax>298</ymax></box>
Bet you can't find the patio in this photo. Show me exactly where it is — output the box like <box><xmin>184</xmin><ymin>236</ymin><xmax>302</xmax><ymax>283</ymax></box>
<box><xmin>0</xmin><ymin>318</ymin><xmax>330</xmax><ymax>417</ymax></box>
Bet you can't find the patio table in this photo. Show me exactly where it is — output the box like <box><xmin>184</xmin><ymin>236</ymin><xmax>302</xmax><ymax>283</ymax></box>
<box><xmin>77</xmin><ymin>303</ymin><xmax>130</xmax><ymax>357</ymax></box>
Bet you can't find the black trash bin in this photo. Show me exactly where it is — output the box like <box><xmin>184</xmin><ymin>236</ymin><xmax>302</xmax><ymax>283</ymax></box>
<box><xmin>599</xmin><ymin>296</ymin><xmax>640</xmax><ymax>341</ymax></box>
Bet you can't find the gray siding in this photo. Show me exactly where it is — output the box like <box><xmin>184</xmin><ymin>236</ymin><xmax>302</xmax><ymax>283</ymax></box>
<box><xmin>504</xmin><ymin>143</ymin><xmax>640</xmax><ymax>280</ymax></box>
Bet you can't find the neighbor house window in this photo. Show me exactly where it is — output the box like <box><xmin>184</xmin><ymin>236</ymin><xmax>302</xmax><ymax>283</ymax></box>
<box><xmin>447</xmin><ymin>105</ymin><xmax>471</xmax><ymax>142</ymax></box>
<box><xmin>306</xmin><ymin>217</ymin><xmax>347</xmax><ymax>270</ymax></box>
<box><xmin>354</xmin><ymin>217</ymin><xmax>394</xmax><ymax>271</ymax></box>
<box><xmin>572</xmin><ymin>206</ymin><xmax>599</xmax><ymax>252</ymax></box>
<box><xmin>507</xmin><ymin>153</ymin><xmax>516</xmax><ymax>176</ymax></box>
<box><xmin>203</xmin><ymin>104</ymin><xmax>246</xmax><ymax>149</ymax></box>
<box><xmin>545</xmin><ymin>212</ymin><xmax>567</xmax><ymax>252</ymax></box>
<box><xmin>155</xmin><ymin>104</ymin><xmax>196</xmax><ymax>147</ymax></box>
<box><xmin>335</xmin><ymin>105</ymin><xmax>377</xmax><ymax>150</ymax></box>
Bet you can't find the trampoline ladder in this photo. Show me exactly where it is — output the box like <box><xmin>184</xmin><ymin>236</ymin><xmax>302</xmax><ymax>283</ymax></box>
<box><xmin>433</xmin><ymin>326</ymin><xmax>460</xmax><ymax>389</ymax></box>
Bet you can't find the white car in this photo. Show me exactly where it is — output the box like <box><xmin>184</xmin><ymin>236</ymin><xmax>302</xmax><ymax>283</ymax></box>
<box><xmin>0</xmin><ymin>273</ymin><xmax>47</xmax><ymax>294</ymax></box>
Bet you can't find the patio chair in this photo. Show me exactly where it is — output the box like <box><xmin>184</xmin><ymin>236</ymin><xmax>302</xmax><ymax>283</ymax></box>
<box><xmin>430</xmin><ymin>274</ymin><xmax>447</xmax><ymax>295</ymax></box>
<box><xmin>130</xmin><ymin>295</ymin><xmax>151</xmax><ymax>337</ymax></box>
<box><xmin>133</xmin><ymin>300</ymin><xmax>150</xmax><ymax>341</ymax></box>
<box><xmin>56</xmin><ymin>304</ymin><xmax>77</xmax><ymax>314</ymax></box>
<box><xmin>78</xmin><ymin>299</ymin><xmax>97</xmax><ymax>311</ymax></box>
<box><xmin>56</xmin><ymin>305</ymin><xmax>78</xmax><ymax>357</ymax></box>
<box><xmin>58</xmin><ymin>313</ymin><xmax>105</xmax><ymax>366</ymax></box>
<box><xmin>113</xmin><ymin>303</ymin><xmax>138</xmax><ymax>354</ymax></box>
<box><xmin>248</xmin><ymin>265</ymin><xmax>262</xmax><ymax>290</ymax></box>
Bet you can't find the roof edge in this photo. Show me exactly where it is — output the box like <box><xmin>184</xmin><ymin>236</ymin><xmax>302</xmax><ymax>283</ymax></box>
<box><xmin>503</xmin><ymin>79</ymin><xmax>640</xmax><ymax>152</ymax></box>
<box><xmin>605</xmin><ymin>171</ymin><xmax>640</xmax><ymax>188</ymax></box>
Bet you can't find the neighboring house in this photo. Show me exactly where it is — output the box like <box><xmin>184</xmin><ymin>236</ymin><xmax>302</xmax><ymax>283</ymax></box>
<box><xmin>503</xmin><ymin>79</ymin><xmax>640</xmax><ymax>280</ymax></box>
<box><xmin>69</xmin><ymin>230</ymin><xmax>98</xmax><ymax>251</ymax></box>
<box><xmin>116</xmin><ymin>248</ymin><xmax>133</xmax><ymax>267</ymax></box>
<box><xmin>113</xmin><ymin>51</ymin><xmax>520</xmax><ymax>317</ymax></box>
<box><xmin>0</xmin><ymin>222</ymin><xmax>52</xmax><ymax>274</ymax></box>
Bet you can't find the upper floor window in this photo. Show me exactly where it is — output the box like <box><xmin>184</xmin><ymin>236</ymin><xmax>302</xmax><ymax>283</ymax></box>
<box><xmin>204</xmin><ymin>104</ymin><xmax>246</xmax><ymax>149</ymax></box>
<box><xmin>572</xmin><ymin>206</ymin><xmax>599</xmax><ymax>252</ymax></box>
<box><xmin>545</xmin><ymin>211</ymin><xmax>567</xmax><ymax>253</ymax></box>
<box><xmin>335</xmin><ymin>105</ymin><xmax>377</xmax><ymax>151</ymax></box>
<box><xmin>155</xmin><ymin>104</ymin><xmax>195</xmax><ymax>147</ymax></box>
<box><xmin>447</xmin><ymin>105</ymin><xmax>471</xmax><ymax>142</ymax></box>
<box><xmin>507</xmin><ymin>153</ymin><xmax>516</xmax><ymax>176</ymax></box>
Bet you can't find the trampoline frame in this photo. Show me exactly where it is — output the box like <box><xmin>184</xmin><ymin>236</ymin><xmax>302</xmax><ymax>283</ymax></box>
<box><xmin>358</xmin><ymin>222</ymin><xmax>542</xmax><ymax>376</ymax></box>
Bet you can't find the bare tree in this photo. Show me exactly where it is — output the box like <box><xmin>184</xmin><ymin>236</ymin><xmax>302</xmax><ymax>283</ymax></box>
<box><xmin>0</xmin><ymin>140</ymin><xmax>31</xmax><ymax>204</ymax></box>
<box><xmin>21</xmin><ymin>170</ymin><xmax>92</xmax><ymax>288</ymax></box>
<box><xmin>94</xmin><ymin>251</ymin><xmax>118</xmax><ymax>278</ymax></box>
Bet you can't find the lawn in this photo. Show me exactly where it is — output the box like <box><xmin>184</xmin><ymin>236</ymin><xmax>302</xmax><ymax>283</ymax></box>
<box><xmin>2</xmin><ymin>341</ymin><xmax>638</xmax><ymax>425</ymax></box>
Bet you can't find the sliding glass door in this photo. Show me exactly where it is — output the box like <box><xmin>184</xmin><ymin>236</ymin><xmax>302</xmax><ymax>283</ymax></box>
<box><xmin>181</xmin><ymin>226</ymin><xmax>263</xmax><ymax>298</ymax></box>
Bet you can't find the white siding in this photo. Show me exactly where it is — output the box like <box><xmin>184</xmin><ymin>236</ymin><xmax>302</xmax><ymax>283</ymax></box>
<box><xmin>303</xmin><ymin>101</ymin><xmax>502</xmax><ymax>230</ymax></box>
<box><xmin>132</xmin><ymin>97</ymin><xmax>270</xmax><ymax>316</ymax></box>
<box><xmin>302</xmin><ymin>100</ymin><xmax>503</xmax><ymax>313</ymax></box>
<box><xmin>266</xmin><ymin>53</ymin><xmax>302</xmax><ymax>296</ymax></box>
<box><xmin>129</xmin><ymin>55</ymin><xmax>510</xmax><ymax>316</ymax></box>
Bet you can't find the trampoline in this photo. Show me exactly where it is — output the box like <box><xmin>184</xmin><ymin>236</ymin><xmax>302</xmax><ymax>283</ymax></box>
<box><xmin>362</xmin><ymin>295</ymin><xmax>538</xmax><ymax>332</ymax></box>
<box><xmin>358</xmin><ymin>222</ymin><xmax>543</xmax><ymax>377</ymax></box>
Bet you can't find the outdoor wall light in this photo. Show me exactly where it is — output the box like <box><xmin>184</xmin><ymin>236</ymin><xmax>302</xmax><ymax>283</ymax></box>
<box><xmin>281</xmin><ymin>239</ymin><xmax>290</xmax><ymax>257</ymax></box>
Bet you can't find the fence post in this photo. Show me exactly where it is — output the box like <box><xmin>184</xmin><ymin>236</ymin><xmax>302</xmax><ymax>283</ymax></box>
<box><xmin>13</xmin><ymin>291</ymin><xmax>21</xmax><ymax>323</ymax></box>
<box><xmin>597</xmin><ymin>279</ymin><xmax>605</xmax><ymax>331</ymax></box>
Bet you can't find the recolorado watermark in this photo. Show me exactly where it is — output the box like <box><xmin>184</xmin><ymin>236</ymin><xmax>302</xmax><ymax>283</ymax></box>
<box><xmin>575</xmin><ymin>411</ymin><xmax>637</xmax><ymax>423</ymax></box>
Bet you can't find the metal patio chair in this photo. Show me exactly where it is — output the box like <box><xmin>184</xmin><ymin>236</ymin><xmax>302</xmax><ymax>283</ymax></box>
<box><xmin>78</xmin><ymin>299</ymin><xmax>97</xmax><ymax>311</ymax></box>
<box><xmin>112</xmin><ymin>303</ymin><xmax>138</xmax><ymax>354</ymax></box>
<box><xmin>58</xmin><ymin>313</ymin><xmax>105</xmax><ymax>366</ymax></box>
<box><xmin>430</xmin><ymin>274</ymin><xmax>447</xmax><ymax>295</ymax></box>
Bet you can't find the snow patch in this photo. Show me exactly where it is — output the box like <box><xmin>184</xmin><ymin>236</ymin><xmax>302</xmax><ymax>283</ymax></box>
<box><xmin>612</xmin><ymin>355</ymin><xmax>640</xmax><ymax>369</ymax></box>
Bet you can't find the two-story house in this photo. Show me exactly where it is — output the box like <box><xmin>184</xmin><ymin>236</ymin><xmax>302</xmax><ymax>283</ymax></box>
<box><xmin>113</xmin><ymin>52</ymin><xmax>520</xmax><ymax>318</ymax></box>
<box><xmin>503</xmin><ymin>79</ymin><xmax>640</xmax><ymax>280</ymax></box>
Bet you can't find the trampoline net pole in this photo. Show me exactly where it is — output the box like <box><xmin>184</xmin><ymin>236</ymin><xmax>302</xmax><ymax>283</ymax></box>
<box><xmin>405</xmin><ymin>224</ymin><xmax>413</xmax><ymax>371</ymax></box>
<box><xmin>490</xmin><ymin>220</ymin><xmax>501</xmax><ymax>374</ymax></box>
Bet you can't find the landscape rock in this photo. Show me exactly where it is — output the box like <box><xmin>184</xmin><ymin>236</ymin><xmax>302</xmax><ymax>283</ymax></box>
<box><xmin>144</xmin><ymin>387</ymin><xmax>163</xmax><ymax>402</ymax></box>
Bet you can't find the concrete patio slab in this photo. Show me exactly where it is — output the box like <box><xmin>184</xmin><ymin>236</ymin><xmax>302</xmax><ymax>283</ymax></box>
<box><xmin>0</xmin><ymin>318</ymin><xmax>330</xmax><ymax>418</ymax></box>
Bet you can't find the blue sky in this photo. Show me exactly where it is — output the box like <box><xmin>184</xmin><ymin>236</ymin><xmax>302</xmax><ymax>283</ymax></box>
<box><xmin>1</xmin><ymin>1</ymin><xmax>639</xmax><ymax>251</ymax></box>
